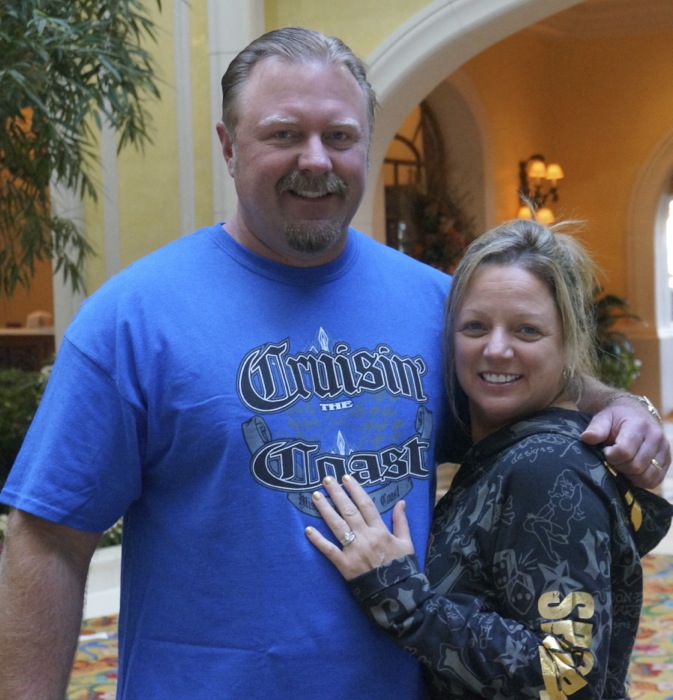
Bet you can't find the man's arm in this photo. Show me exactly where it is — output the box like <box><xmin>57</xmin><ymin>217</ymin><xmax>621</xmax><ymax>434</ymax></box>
<box><xmin>579</xmin><ymin>376</ymin><xmax>671</xmax><ymax>489</ymax></box>
<box><xmin>0</xmin><ymin>509</ymin><xmax>100</xmax><ymax>699</ymax></box>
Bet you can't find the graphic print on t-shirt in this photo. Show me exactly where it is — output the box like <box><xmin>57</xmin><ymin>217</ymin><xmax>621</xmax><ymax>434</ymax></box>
<box><xmin>237</xmin><ymin>329</ymin><xmax>434</xmax><ymax>516</ymax></box>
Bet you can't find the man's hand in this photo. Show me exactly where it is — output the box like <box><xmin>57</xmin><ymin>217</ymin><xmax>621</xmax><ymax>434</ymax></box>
<box><xmin>581</xmin><ymin>396</ymin><xmax>671</xmax><ymax>489</ymax></box>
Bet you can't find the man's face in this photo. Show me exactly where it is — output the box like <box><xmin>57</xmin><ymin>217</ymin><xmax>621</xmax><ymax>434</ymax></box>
<box><xmin>216</xmin><ymin>57</ymin><xmax>370</xmax><ymax>266</ymax></box>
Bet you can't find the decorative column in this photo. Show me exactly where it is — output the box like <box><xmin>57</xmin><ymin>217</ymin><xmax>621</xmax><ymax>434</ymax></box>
<box><xmin>207</xmin><ymin>0</ymin><xmax>264</xmax><ymax>225</ymax></box>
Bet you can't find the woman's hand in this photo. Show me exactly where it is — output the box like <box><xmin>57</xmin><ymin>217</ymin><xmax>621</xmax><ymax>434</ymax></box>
<box><xmin>305</xmin><ymin>474</ymin><xmax>415</xmax><ymax>581</ymax></box>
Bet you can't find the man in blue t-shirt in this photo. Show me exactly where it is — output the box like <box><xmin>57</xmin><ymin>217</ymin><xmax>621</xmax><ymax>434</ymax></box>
<box><xmin>0</xmin><ymin>27</ymin><xmax>669</xmax><ymax>699</ymax></box>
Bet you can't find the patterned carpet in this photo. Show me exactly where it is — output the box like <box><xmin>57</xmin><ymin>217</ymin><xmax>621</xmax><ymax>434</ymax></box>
<box><xmin>630</xmin><ymin>553</ymin><xmax>673</xmax><ymax>699</ymax></box>
<box><xmin>69</xmin><ymin>614</ymin><xmax>118</xmax><ymax>699</ymax></box>
<box><xmin>68</xmin><ymin>554</ymin><xmax>673</xmax><ymax>699</ymax></box>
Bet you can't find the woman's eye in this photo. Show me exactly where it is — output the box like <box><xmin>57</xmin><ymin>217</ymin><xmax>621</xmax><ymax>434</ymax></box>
<box><xmin>519</xmin><ymin>325</ymin><xmax>541</xmax><ymax>337</ymax></box>
<box><xmin>459</xmin><ymin>321</ymin><xmax>485</xmax><ymax>334</ymax></box>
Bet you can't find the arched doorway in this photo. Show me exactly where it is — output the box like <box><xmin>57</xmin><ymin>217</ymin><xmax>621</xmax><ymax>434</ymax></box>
<box><xmin>627</xmin><ymin>130</ymin><xmax>673</xmax><ymax>414</ymax></box>
<box><xmin>360</xmin><ymin>0</ymin><xmax>672</xmax><ymax>414</ymax></box>
<box><xmin>354</xmin><ymin>0</ymin><xmax>582</xmax><ymax>237</ymax></box>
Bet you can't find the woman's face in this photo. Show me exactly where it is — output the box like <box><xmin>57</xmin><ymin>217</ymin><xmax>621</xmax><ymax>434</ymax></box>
<box><xmin>453</xmin><ymin>263</ymin><xmax>569</xmax><ymax>442</ymax></box>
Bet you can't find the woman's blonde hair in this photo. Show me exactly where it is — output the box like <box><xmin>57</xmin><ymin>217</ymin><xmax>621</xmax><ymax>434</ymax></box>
<box><xmin>444</xmin><ymin>218</ymin><xmax>599</xmax><ymax>422</ymax></box>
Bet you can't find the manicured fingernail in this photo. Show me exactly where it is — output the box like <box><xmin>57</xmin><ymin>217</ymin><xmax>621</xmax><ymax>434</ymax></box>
<box><xmin>305</xmin><ymin>526</ymin><xmax>314</xmax><ymax>535</ymax></box>
<box><xmin>343</xmin><ymin>474</ymin><xmax>351</xmax><ymax>483</ymax></box>
<box><xmin>323</xmin><ymin>476</ymin><xmax>334</xmax><ymax>485</ymax></box>
<box><xmin>312</xmin><ymin>491</ymin><xmax>323</xmax><ymax>501</ymax></box>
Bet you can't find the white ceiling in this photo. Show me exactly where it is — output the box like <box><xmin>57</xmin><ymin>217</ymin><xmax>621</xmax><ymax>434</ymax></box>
<box><xmin>532</xmin><ymin>0</ymin><xmax>673</xmax><ymax>38</ymax></box>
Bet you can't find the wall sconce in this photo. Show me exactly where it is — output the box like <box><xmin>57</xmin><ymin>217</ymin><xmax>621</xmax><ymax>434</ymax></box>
<box><xmin>517</xmin><ymin>154</ymin><xmax>564</xmax><ymax>224</ymax></box>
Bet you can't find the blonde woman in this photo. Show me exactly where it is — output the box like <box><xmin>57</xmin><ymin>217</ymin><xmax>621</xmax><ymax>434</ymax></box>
<box><xmin>307</xmin><ymin>219</ymin><xmax>673</xmax><ymax>699</ymax></box>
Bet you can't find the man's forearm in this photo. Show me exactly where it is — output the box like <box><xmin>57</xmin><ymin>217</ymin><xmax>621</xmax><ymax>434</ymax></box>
<box><xmin>579</xmin><ymin>376</ymin><xmax>663</xmax><ymax>425</ymax></box>
<box><xmin>577</xmin><ymin>375</ymin><xmax>622</xmax><ymax>414</ymax></box>
<box><xmin>0</xmin><ymin>511</ymin><xmax>99</xmax><ymax>699</ymax></box>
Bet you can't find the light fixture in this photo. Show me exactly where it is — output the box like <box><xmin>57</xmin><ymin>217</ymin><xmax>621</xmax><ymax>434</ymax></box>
<box><xmin>517</xmin><ymin>154</ymin><xmax>564</xmax><ymax>223</ymax></box>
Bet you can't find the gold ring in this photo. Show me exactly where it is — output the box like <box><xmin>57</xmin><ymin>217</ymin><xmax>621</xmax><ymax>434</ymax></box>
<box><xmin>651</xmin><ymin>458</ymin><xmax>663</xmax><ymax>472</ymax></box>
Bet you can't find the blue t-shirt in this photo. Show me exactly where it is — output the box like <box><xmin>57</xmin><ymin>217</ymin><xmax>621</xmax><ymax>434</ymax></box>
<box><xmin>2</xmin><ymin>224</ymin><xmax>454</xmax><ymax>699</ymax></box>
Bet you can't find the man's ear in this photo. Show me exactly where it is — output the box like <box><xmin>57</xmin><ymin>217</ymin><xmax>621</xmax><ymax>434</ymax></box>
<box><xmin>216</xmin><ymin>121</ymin><xmax>236</xmax><ymax>177</ymax></box>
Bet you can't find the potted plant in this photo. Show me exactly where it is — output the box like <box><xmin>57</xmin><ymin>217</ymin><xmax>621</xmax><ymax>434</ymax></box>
<box><xmin>593</xmin><ymin>292</ymin><xmax>642</xmax><ymax>390</ymax></box>
<box><xmin>0</xmin><ymin>367</ymin><xmax>49</xmax><ymax>496</ymax></box>
<box><xmin>1</xmin><ymin>0</ymin><xmax>162</xmax><ymax>298</ymax></box>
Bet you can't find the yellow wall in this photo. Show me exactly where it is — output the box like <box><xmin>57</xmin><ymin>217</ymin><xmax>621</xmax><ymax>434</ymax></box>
<box><xmin>264</xmin><ymin>1</ymin><xmax>429</xmax><ymax>58</ymax></box>
<box><xmin>189</xmin><ymin>7</ymin><xmax>215</xmax><ymax>232</ymax></box>
<box><xmin>83</xmin><ymin>0</ymin><xmax>215</xmax><ymax>293</ymax></box>
<box><xmin>458</xmin><ymin>32</ymin><xmax>557</xmax><ymax>223</ymax></box>
<box><xmin>7</xmin><ymin>2</ymin><xmax>673</xmax><ymax>325</ymax></box>
<box><xmin>84</xmin><ymin>1</ymin><xmax>177</xmax><ymax>292</ymax></box>
<box><xmin>460</xmin><ymin>28</ymin><xmax>673</xmax><ymax>297</ymax></box>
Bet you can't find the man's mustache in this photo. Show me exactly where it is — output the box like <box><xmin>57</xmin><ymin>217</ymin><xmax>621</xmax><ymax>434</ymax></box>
<box><xmin>277</xmin><ymin>171</ymin><xmax>349</xmax><ymax>198</ymax></box>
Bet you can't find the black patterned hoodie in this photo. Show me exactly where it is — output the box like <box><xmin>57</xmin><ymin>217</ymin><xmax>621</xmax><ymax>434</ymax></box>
<box><xmin>349</xmin><ymin>408</ymin><xmax>673</xmax><ymax>699</ymax></box>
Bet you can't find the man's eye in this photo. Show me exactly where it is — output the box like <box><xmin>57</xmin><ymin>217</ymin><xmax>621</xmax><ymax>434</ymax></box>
<box><xmin>326</xmin><ymin>131</ymin><xmax>355</xmax><ymax>147</ymax></box>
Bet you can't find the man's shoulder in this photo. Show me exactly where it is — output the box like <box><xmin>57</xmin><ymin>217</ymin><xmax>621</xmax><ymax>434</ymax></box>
<box><xmin>93</xmin><ymin>225</ymin><xmax>220</xmax><ymax>292</ymax></box>
<box><xmin>127</xmin><ymin>224</ymin><xmax>221</xmax><ymax>272</ymax></box>
<box><xmin>70</xmin><ymin>225</ymin><xmax>223</xmax><ymax>326</ymax></box>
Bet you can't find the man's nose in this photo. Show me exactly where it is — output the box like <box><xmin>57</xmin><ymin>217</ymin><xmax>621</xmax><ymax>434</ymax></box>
<box><xmin>297</xmin><ymin>135</ymin><xmax>332</xmax><ymax>173</ymax></box>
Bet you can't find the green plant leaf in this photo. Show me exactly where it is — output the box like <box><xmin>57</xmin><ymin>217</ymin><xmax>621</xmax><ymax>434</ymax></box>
<box><xmin>0</xmin><ymin>0</ymin><xmax>163</xmax><ymax>299</ymax></box>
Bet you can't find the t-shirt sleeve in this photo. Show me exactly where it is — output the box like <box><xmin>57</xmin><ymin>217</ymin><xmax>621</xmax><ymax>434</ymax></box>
<box><xmin>1</xmin><ymin>336</ymin><xmax>145</xmax><ymax>532</ymax></box>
